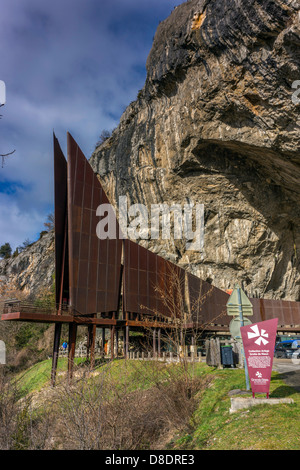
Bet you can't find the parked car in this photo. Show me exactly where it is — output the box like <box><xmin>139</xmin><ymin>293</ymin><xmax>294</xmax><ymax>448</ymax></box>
<box><xmin>274</xmin><ymin>340</ymin><xmax>300</xmax><ymax>359</ymax></box>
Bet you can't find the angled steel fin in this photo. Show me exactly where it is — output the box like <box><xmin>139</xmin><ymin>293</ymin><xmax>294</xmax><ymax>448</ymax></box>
<box><xmin>67</xmin><ymin>132</ymin><xmax>122</xmax><ymax>315</ymax></box>
<box><xmin>53</xmin><ymin>133</ymin><xmax>69</xmax><ymax>308</ymax></box>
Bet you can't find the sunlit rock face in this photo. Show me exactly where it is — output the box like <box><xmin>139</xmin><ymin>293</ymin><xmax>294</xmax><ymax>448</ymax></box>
<box><xmin>0</xmin><ymin>231</ymin><xmax>54</xmax><ymax>298</ymax></box>
<box><xmin>90</xmin><ymin>0</ymin><xmax>300</xmax><ymax>301</ymax></box>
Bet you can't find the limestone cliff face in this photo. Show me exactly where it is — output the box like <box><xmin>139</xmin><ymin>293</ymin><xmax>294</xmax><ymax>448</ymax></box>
<box><xmin>90</xmin><ymin>0</ymin><xmax>300</xmax><ymax>301</ymax></box>
<box><xmin>0</xmin><ymin>231</ymin><xmax>54</xmax><ymax>299</ymax></box>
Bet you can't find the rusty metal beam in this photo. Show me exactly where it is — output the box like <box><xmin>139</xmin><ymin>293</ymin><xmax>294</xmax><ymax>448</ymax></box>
<box><xmin>1</xmin><ymin>312</ymin><xmax>75</xmax><ymax>323</ymax></box>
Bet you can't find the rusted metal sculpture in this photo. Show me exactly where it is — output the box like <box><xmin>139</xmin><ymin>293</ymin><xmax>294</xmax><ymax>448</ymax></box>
<box><xmin>1</xmin><ymin>133</ymin><xmax>300</xmax><ymax>385</ymax></box>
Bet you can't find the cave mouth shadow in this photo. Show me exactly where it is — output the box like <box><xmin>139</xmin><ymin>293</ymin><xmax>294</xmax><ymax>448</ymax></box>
<box><xmin>175</xmin><ymin>139</ymin><xmax>300</xmax><ymax>297</ymax></box>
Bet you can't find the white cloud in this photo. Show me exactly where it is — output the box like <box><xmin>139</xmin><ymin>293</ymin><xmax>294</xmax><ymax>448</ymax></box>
<box><xmin>0</xmin><ymin>193</ymin><xmax>46</xmax><ymax>250</ymax></box>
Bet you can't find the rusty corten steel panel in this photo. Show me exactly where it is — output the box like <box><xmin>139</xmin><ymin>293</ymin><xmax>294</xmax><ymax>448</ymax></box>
<box><xmin>67</xmin><ymin>133</ymin><xmax>122</xmax><ymax>315</ymax></box>
<box><xmin>250</xmin><ymin>298</ymin><xmax>300</xmax><ymax>326</ymax></box>
<box><xmin>187</xmin><ymin>272</ymin><xmax>229</xmax><ymax>326</ymax></box>
<box><xmin>291</xmin><ymin>302</ymin><xmax>300</xmax><ymax>325</ymax></box>
<box><xmin>251</xmin><ymin>298</ymin><xmax>269</xmax><ymax>324</ymax></box>
<box><xmin>123</xmin><ymin>239</ymin><xmax>185</xmax><ymax>318</ymax></box>
<box><xmin>161</xmin><ymin>262</ymin><xmax>186</xmax><ymax>319</ymax></box>
<box><xmin>53</xmin><ymin>133</ymin><xmax>69</xmax><ymax>306</ymax></box>
<box><xmin>123</xmin><ymin>240</ymin><xmax>144</xmax><ymax>315</ymax></box>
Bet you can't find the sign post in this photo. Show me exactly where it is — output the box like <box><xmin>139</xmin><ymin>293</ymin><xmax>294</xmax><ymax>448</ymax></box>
<box><xmin>227</xmin><ymin>285</ymin><xmax>253</xmax><ymax>390</ymax></box>
<box><xmin>237</xmin><ymin>287</ymin><xmax>250</xmax><ymax>391</ymax></box>
<box><xmin>240</xmin><ymin>318</ymin><xmax>278</xmax><ymax>398</ymax></box>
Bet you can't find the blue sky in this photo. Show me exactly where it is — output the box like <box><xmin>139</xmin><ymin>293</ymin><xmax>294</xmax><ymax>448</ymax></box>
<box><xmin>0</xmin><ymin>0</ymin><xmax>184</xmax><ymax>251</ymax></box>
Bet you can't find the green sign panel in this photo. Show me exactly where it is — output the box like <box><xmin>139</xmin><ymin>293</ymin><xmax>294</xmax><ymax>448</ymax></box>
<box><xmin>226</xmin><ymin>286</ymin><xmax>253</xmax><ymax>316</ymax></box>
<box><xmin>229</xmin><ymin>316</ymin><xmax>252</xmax><ymax>341</ymax></box>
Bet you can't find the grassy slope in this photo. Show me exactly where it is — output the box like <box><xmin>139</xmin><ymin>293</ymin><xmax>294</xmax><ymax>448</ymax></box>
<box><xmin>15</xmin><ymin>359</ymin><xmax>300</xmax><ymax>450</ymax></box>
<box><xmin>15</xmin><ymin>357</ymin><xmax>84</xmax><ymax>395</ymax></box>
<box><xmin>15</xmin><ymin>357</ymin><xmax>171</xmax><ymax>397</ymax></box>
<box><xmin>173</xmin><ymin>366</ymin><xmax>300</xmax><ymax>450</ymax></box>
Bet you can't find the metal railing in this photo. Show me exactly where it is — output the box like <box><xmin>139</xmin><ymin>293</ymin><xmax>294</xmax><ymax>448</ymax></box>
<box><xmin>1</xmin><ymin>299</ymin><xmax>72</xmax><ymax>316</ymax></box>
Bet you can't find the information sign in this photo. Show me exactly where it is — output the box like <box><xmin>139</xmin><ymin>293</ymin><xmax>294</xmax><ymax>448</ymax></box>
<box><xmin>240</xmin><ymin>319</ymin><xmax>278</xmax><ymax>397</ymax></box>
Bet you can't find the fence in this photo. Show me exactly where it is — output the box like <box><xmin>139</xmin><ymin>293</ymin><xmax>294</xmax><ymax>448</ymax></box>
<box><xmin>1</xmin><ymin>299</ymin><xmax>71</xmax><ymax>316</ymax></box>
<box><xmin>58</xmin><ymin>338</ymin><xmax>242</xmax><ymax>365</ymax></box>
<box><xmin>58</xmin><ymin>343</ymin><xmax>205</xmax><ymax>362</ymax></box>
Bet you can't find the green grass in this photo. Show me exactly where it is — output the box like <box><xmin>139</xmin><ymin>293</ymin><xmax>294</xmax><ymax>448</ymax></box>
<box><xmin>172</xmin><ymin>364</ymin><xmax>300</xmax><ymax>450</ymax></box>
<box><xmin>15</xmin><ymin>357</ymin><xmax>173</xmax><ymax>396</ymax></box>
<box><xmin>14</xmin><ymin>359</ymin><xmax>300</xmax><ymax>450</ymax></box>
<box><xmin>15</xmin><ymin>357</ymin><xmax>86</xmax><ymax>396</ymax></box>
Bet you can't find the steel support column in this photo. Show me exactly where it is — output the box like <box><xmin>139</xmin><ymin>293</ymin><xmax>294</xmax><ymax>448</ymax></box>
<box><xmin>111</xmin><ymin>325</ymin><xmax>115</xmax><ymax>360</ymax></box>
<box><xmin>158</xmin><ymin>328</ymin><xmax>161</xmax><ymax>358</ymax></box>
<box><xmin>87</xmin><ymin>324</ymin><xmax>92</xmax><ymax>359</ymax></box>
<box><xmin>51</xmin><ymin>323</ymin><xmax>62</xmax><ymax>387</ymax></box>
<box><xmin>87</xmin><ymin>322</ymin><xmax>96</xmax><ymax>369</ymax></box>
<box><xmin>125</xmin><ymin>325</ymin><xmax>129</xmax><ymax>359</ymax></box>
<box><xmin>68</xmin><ymin>322</ymin><xmax>77</xmax><ymax>383</ymax></box>
<box><xmin>102</xmin><ymin>328</ymin><xmax>105</xmax><ymax>357</ymax></box>
<box><xmin>115</xmin><ymin>328</ymin><xmax>119</xmax><ymax>357</ymax></box>
<box><xmin>90</xmin><ymin>325</ymin><xmax>96</xmax><ymax>368</ymax></box>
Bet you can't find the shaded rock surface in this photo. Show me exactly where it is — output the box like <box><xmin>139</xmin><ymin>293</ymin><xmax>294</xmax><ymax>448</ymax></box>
<box><xmin>90</xmin><ymin>0</ymin><xmax>300</xmax><ymax>300</ymax></box>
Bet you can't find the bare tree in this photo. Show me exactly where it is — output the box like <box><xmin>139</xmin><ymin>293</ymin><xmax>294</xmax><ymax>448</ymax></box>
<box><xmin>95</xmin><ymin>129</ymin><xmax>111</xmax><ymax>148</ymax></box>
<box><xmin>140</xmin><ymin>263</ymin><xmax>227</xmax><ymax>368</ymax></box>
<box><xmin>44</xmin><ymin>213</ymin><xmax>54</xmax><ymax>231</ymax></box>
<box><xmin>43</xmin><ymin>357</ymin><xmax>211</xmax><ymax>450</ymax></box>
<box><xmin>0</xmin><ymin>370</ymin><xmax>51</xmax><ymax>449</ymax></box>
